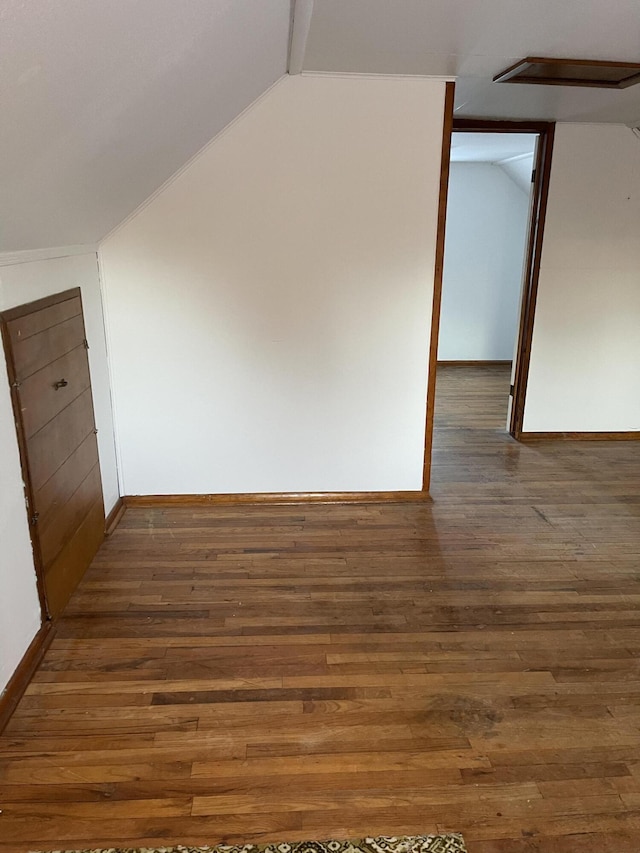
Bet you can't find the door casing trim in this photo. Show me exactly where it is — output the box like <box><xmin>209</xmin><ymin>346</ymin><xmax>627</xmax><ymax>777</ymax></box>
<box><xmin>422</xmin><ymin>115</ymin><xmax>556</xmax><ymax>490</ymax></box>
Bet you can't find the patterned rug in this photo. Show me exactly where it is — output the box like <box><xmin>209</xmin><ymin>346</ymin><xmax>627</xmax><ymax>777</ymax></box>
<box><xmin>34</xmin><ymin>835</ymin><xmax>467</xmax><ymax>853</ymax></box>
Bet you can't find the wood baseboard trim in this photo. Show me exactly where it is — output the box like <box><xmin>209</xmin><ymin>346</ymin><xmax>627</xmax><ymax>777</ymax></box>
<box><xmin>105</xmin><ymin>497</ymin><xmax>126</xmax><ymax>535</ymax></box>
<box><xmin>0</xmin><ymin>621</ymin><xmax>55</xmax><ymax>734</ymax></box>
<box><xmin>520</xmin><ymin>431</ymin><xmax>640</xmax><ymax>441</ymax></box>
<box><xmin>437</xmin><ymin>360</ymin><xmax>512</xmax><ymax>367</ymax></box>
<box><xmin>124</xmin><ymin>491</ymin><xmax>430</xmax><ymax>507</ymax></box>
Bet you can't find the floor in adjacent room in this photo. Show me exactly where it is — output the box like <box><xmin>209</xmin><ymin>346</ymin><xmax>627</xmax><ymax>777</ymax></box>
<box><xmin>2</xmin><ymin>364</ymin><xmax>640</xmax><ymax>852</ymax></box>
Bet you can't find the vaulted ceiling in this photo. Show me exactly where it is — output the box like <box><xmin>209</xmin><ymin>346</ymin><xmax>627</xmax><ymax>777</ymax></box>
<box><xmin>1</xmin><ymin>0</ymin><xmax>290</xmax><ymax>252</ymax></box>
<box><xmin>450</xmin><ymin>133</ymin><xmax>538</xmax><ymax>194</ymax></box>
<box><xmin>2</xmin><ymin>0</ymin><xmax>640</xmax><ymax>253</ymax></box>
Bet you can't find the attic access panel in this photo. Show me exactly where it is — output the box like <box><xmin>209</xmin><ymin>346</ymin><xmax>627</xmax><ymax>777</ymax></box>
<box><xmin>494</xmin><ymin>57</ymin><xmax>640</xmax><ymax>89</ymax></box>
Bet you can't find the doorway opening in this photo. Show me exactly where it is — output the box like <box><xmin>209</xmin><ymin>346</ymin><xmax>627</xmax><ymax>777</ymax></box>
<box><xmin>437</xmin><ymin>128</ymin><xmax>537</xmax><ymax>439</ymax></box>
<box><xmin>423</xmin><ymin>115</ymin><xmax>555</xmax><ymax>490</ymax></box>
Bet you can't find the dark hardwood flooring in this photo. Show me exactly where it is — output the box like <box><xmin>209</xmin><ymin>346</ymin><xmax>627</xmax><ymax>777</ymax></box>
<box><xmin>2</xmin><ymin>365</ymin><xmax>640</xmax><ymax>852</ymax></box>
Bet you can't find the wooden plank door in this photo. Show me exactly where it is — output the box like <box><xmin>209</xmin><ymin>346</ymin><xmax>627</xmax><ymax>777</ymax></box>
<box><xmin>1</xmin><ymin>288</ymin><xmax>105</xmax><ymax>618</ymax></box>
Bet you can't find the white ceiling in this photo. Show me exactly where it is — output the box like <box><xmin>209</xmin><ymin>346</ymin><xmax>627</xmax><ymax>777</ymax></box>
<box><xmin>3</xmin><ymin>0</ymin><xmax>640</xmax><ymax>253</ymax></box>
<box><xmin>0</xmin><ymin>0</ymin><xmax>290</xmax><ymax>252</ymax></box>
<box><xmin>450</xmin><ymin>133</ymin><xmax>537</xmax><ymax>194</ymax></box>
<box><xmin>303</xmin><ymin>0</ymin><xmax>640</xmax><ymax>123</ymax></box>
<box><xmin>450</xmin><ymin>133</ymin><xmax>538</xmax><ymax>164</ymax></box>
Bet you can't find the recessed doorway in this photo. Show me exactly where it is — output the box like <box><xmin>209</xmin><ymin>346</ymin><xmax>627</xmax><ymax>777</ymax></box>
<box><xmin>437</xmin><ymin>130</ymin><xmax>537</xmax><ymax>444</ymax></box>
<box><xmin>424</xmin><ymin>117</ymin><xmax>555</xmax><ymax>491</ymax></box>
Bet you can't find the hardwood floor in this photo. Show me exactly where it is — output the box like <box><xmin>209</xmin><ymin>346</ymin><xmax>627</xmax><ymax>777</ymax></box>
<box><xmin>2</xmin><ymin>364</ymin><xmax>640</xmax><ymax>852</ymax></box>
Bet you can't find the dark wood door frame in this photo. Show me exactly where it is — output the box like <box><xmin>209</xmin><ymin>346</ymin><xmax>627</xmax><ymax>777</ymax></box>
<box><xmin>423</xmin><ymin>114</ymin><xmax>555</xmax><ymax>490</ymax></box>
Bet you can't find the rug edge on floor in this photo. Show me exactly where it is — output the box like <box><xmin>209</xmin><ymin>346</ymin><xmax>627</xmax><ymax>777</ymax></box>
<box><xmin>29</xmin><ymin>833</ymin><xmax>467</xmax><ymax>853</ymax></box>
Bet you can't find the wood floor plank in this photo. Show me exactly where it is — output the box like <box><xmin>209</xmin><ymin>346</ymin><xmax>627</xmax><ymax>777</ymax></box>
<box><xmin>2</xmin><ymin>365</ymin><xmax>640</xmax><ymax>851</ymax></box>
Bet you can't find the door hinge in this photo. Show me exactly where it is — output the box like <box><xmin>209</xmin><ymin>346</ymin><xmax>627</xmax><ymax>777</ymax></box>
<box><xmin>531</xmin><ymin>168</ymin><xmax>536</xmax><ymax>183</ymax></box>
<box><xmin>31</xmin><ymin>512</ymin><xmax>39</xmax><ymax>526</ymax></box>
<box><xmin>83</xmin><ymin>338</ymin><xmax>90</xmax><ymax>350</ymax></box>
<box><xmin>509</xmin><ymin>384</ymin><xmax>515</xmax><ymax>396</ymax></box>
<box><xmin>93</xmin><ymin>427</ymin><xmax>98</xmax><ymax>435</ymax></box>
<box><xmin>11</xmin><ymin>380</ymin><xmax>21</xmax><ymax>389</ymax></box>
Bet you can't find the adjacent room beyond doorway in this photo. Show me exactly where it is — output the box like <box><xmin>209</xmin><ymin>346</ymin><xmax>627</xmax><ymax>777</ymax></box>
<box><xmin>435</xmin><ymin>131</ymin><xmax>537</xmax><ymax>447</ymax></box>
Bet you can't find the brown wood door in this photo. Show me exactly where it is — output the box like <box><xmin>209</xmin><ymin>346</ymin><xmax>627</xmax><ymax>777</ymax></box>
<box><xmin>1</xmin><ymin>288</ymin><xmax>105</xmax><ymax>618</ymax></box>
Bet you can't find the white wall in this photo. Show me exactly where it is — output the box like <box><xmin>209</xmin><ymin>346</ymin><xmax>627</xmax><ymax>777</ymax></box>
<box><xmin>100</xmin><ymin>74</ymin><xmax>446</xmax><ymax>495</ymax></box>
<box><xmin>0</xmin><ymin>252</ymin><xmax>119</xmax><ymax>693</ymax></box>
<box><xmin>524</xmin><ymin>124</ymin><xmax>640</xmax><ymax>433</ymax></box>
<box><xmin>438</xmin><ymin>162</ymin><xmax>531</xmax><ymax>361</ymax></box>
<box><xmin>0</xmin><ymin>350</ymin><xmax>41</xmax><ymax>693</ymax></box>
<box><xmin>500</xmin><ymin>154</ymin><xmax>535</xmax><ymax>195</ymax></box>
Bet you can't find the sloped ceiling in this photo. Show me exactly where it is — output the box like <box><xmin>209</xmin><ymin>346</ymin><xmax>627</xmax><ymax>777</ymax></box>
<box><xmin>499</xmin><ymin>155</ymin><xmax>536</xmax><ymax>195</ymax></box>
<box><xmin>4</xmin><ymin>0</ymin><xmax>640</xmax><ymax>253</ymax></box>
<box><xmin>451</xmin><ymin>133</ymin><xmax>537</xmax><ymax>195</ymax></box>
<box><xmin>0</xmin><ymin>0</ymin><xmax>290</xmax><ymax>252</ymax></box>
<box><xmin>450</xmin><ymin>133</ymin><xmax>537</xmax><ymax>164</ymax></box>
